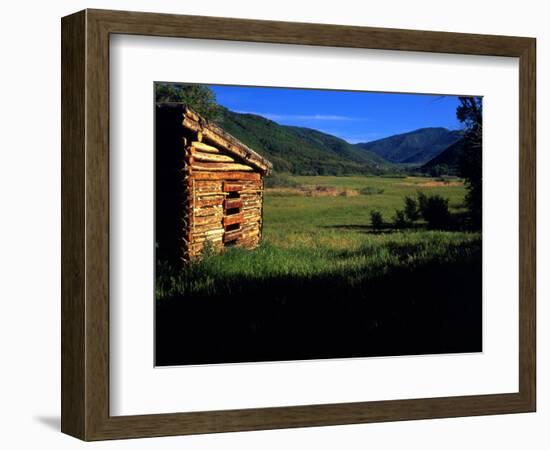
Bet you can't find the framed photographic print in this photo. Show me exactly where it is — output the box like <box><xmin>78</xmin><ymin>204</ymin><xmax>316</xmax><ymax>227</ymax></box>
<box><xmin>61</xmin><ymin>9</ymin><xmax>536</xmax><ymax>440</ymax></box>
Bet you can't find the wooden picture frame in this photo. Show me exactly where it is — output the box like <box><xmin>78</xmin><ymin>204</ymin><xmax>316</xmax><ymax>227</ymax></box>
<box><xmin>61</xmin><ymin>9</ymin><xmax>536</xmax><ymax>441</ymax></box>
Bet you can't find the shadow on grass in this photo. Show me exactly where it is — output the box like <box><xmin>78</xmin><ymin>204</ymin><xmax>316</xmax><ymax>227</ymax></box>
<box><xmin>155</xmin><ymin>242</ymin><xmax>482</xmax><ymax>366</ymax></box>
<box><xmin>322</xmin><ymin>224</ymin><xmax>396</xmax><ymax>235</ymax></box>
<box><xmin>324</xmin><ymin>211</ymin><xmax>476</xmax><ymax>235</ymax></box>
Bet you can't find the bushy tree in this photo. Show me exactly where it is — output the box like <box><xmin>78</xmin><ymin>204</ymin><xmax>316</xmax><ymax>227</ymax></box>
<box><xmin>417</xmin><ymin>191</ymin><xmax>428</xmax><ymax>215</ymax></box>
<box><xmin>155</xmin><ymin>83</ymin><xmax>220</xmax><ymax>121</ymax></box>
<box><xmin>403</xmin><ymin>195</ymin><xmax>420</xmax><ymax>222</ymax></box>
<box><xmin>418</xmin><ymin>192</ymin><xmax>451</xmax><ymax>230</ymax></box>
<box><xmin>456</xmin><ymin>96</ymin><xmax>482</xmax><ymax>229</ymax></box>
<box><xmin>429</xmin><ymin>164</ymin><xmax>452</xmax><ymax>178</ymax></box>
<box><xmin>370</xmin><ymin>210</ymin><xmax>384</xmax><ymax>232</ymax></box>
<box><xmin>392</xmin><ymin>209</ymin><xmax>409</xmax><ymax>229</ymax></box>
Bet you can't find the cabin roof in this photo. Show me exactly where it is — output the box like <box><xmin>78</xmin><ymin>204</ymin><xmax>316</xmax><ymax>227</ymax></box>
<box><xmin>157</xmin><ymin>102</ymin><xmax>273</xmax><ymax>175</ymax></box>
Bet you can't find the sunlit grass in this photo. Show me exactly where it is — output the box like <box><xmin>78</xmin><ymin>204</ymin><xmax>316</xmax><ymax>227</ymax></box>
<box><xmin>156</xmin><ymin>175</ymin><xmax>478</xmax><ymax>300</ymax></box>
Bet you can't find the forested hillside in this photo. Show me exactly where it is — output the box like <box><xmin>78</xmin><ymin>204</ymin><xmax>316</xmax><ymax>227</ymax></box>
<box><xmin>215</xmin><ymin>108</ymin><xmax>391</xmax><ymax>175</ymax></box>
<box><xmin>355</xmin><ymin>127</ymin><xmax>462</xmax><ymax>164</ymax></box>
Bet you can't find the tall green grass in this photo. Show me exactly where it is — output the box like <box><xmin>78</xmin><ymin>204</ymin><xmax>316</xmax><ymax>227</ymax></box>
<box><xmin>156</xmin><ymin>175</ymin><xmax>483</xmax><ymax>365</ymax></box>
<box><xmin>157</xmin><ymin>175</ymin><xmax>476</xmax><ymax>300</ymax></box>
<box><xmin>156</xmin><ymin>230</ymin><xmax>480</xmax><ymax>300</ymax></box>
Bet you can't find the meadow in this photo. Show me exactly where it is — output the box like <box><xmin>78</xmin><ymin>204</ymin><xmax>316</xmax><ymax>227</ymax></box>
<box><xmin>264</xmin><ymin>175</ymin><xmax>468</xmax><ymax>241</ymax></box>
<box><xmin>156</xmin><ymin>175</ymin><xmax>482</xmax><ymax>366</ymax></box>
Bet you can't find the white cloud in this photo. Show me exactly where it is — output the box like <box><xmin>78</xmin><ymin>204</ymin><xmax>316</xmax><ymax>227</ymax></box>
<box><xmin>234</xmin><ymin>111</ymin><xmax>367</xmax><ymax>122</ymax></box>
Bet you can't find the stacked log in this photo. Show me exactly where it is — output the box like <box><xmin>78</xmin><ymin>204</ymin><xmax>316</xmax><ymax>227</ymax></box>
<box><xmin>180</xmin><ymin>138</ymin><xmax>193</xmax><ymax>261</ymax></box>
<box><xmin>176</xmin><ymin>106</ymin><xmax>270</xmax><ymax>259</ymax></box>
<box><xmin>182</xmin><ymin>108</ymin><xmax>272</xmax><ymax>175</ymax></box>
<box><xmin>193</xmin><ymin>171</ymin><xmax>260</xmax><ymax>181</ymax></box>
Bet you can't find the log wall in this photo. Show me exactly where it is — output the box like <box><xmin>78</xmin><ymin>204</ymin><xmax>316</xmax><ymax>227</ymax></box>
<box><xmin>156</xmin><ymin>103</ymin><xmax>270</xmax><ymax>263</ymax></box>
<box><xmin>185</xmin><ymin>140</ymin><xmax>264</xmax><ymax>259</ymax></box>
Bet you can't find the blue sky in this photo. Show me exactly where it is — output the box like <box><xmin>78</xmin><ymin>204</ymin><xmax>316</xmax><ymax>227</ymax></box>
<box><xmin>209</xmin><ymin>85</ymin><xmax>464</xmax><ymax>144</ymax></box>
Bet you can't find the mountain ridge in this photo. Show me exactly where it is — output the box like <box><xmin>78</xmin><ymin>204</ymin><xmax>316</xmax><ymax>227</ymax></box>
<box><xmin>215</xmin><ymin>108</ymin><xmax>390</xmax><ymax>175</ymax></box>
<box><xmin>420</xmin><ymin>138</ymin><xmax>467</xmax><ymax>175</ymax></box>
<box><xmin>355</xmin><ymin>127</ymin><xmax>463</xmax><ymax>164</ymax></box>
<box><xmin>214</xmin><ymin>108</ymin><xmax>462</xmax><ymax>175</ymax></box>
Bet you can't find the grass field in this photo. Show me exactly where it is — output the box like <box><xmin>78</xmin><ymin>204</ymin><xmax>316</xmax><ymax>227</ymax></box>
<box><xmin>156</xmin><ymin>175</ymin><xmax>482</xmax><ymax>366</ymax></box>
<box><xmin>264</xmin><ymin>175</ymin><xmax>468</xmax><ymax>244</ymax></box>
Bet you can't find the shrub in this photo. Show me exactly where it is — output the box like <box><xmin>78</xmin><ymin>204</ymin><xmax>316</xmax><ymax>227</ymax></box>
<box><xmin>403</xmin><ymin>195</ymin><xmax>420</xmax><ymax>222</ymax></box>
<box><xmin>417</xmin><ymin>192</ymin><xmax>451</xmax><ymax>229</ymax></box>
<box><xmin>360</xmin><ymin>186</ymin><xmax>385</xmax><ymax>195</ymax></box>
<box><xmin>417</xmin><ymin>191</ymin><xmax>428</xmax><ymax>213</ymax></box>
<box><xmin>339</xmin><ymin>189</ymin><xmax>360</xmax><ymax>197</ymax></box>
<box><xmin>393</xmin><ymin>209</ymin><xmax>410</xmax><ymax>229</ymax></box>
<box><xmin>370</xmin><ymin>210</ymin><xmax>384</xmax><ymax>231</ymax></box>
<box><xmin>384</xmin><ymin>174</ymin><xmax>407</xmax><ymax>179</ymax></box>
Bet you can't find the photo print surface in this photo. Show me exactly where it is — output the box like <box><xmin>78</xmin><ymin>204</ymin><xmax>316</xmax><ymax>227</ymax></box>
<box><xmin>154</xmin><ymin>83</ymin><xmax>482</xmax><ymax>366</ymax></box>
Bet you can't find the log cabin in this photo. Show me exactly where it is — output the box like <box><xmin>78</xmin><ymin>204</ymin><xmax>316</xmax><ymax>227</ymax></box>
<box><xmin>155</xmin><ymin>103</ymin><xmax>273</xmax><ymax>263</ymax></box>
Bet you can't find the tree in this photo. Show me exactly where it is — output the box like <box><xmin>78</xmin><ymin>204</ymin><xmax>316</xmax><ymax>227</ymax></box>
<box><xmin>370</xmin><ymin>210</ymin><xmax>384</xmax><ymax>232</ymax></box>
<box><xmin>392</xmin><ymin>209</ymin><xmax>409</xmax><ymax>229</ymax></box>
<box><xmin>429</xmin><ymin>164</ymin><xmax>451</xmax><ymax>178</ymax></box>
<box><xmin>155</xmin><ymin>83</ymin><xmax>220</xmax><ymax>121</ymax></box>
<box><xmin>417</xmin><ymin>192</ymin><xmax>451</xmax><ymax>230</ymax></box>
<box><xmin>456</xmin><ymin>96</ymin><xmax>482</xmax><ymax>229</ymax></box>
<box><xmin>403</xmin><ymin>195</ymin><xmax>420</xmax><ymax>222</ymax></box>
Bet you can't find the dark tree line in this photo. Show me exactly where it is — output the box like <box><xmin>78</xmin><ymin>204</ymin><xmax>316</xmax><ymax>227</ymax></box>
<box><xmin>456</xmin><ymin>97</ymin><xmax>482</xmax><ymax>230</ymax></box>
<box><xmin>155</xmin><ymin>83</ymin><xmax>221</xmax><ymax>121</ymax></box>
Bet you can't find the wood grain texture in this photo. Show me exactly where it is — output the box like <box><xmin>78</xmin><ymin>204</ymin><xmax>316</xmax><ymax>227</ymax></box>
<box><xmin>518</xmin><ymin>39</ymin><xmax>536</xmax><ymax>411</ymax></box>
<box><xmin>192</xmin><ymin>162</ymin><xmax>254</xmax><ymax>172</ymax></box>
<box><xmin>84</xmin><ymin>8</ymin><xmax>111</xmax><ymax>440</ymax></box>
<box><xmin>182</xmin><ymin>108</ymin><xmax>272</xmax><ymax>174</ymax></box>
<box><xmin>61</xmin><ymin>8</ymin><xmax>536</xmax><ymax>441</ymax></box>
<box><xmin>88</xmin><ymin>8</ymin><xmax>532</xmax><ymax>57</ymax></box>
<box><xmin>173</xmin><ymin>103</ymin><xmax>267</xmax><ymax>258</ymax></box>
<box><xmin>194</xmin><ymin>151</ymin><xmax>236</xmax><ymax>163</ymax></box>
<box><xmin>191</xmin><ymin>141</ymin><xmax>221</xmax><ymax>153</ymax></box>
<box><xmin>61</xmin><ymin>10</ymin><xmax>86</xmax><ymax>439</ymax></box>
<box><xmin>225</xmin><ymin>198</ymin><xmax>243</xmax><ymax>209</ymax></box>
<box><xmin>194</xmin><ymin>171</ymin><xmax>261</xmax><ymax>181</ymax></box>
